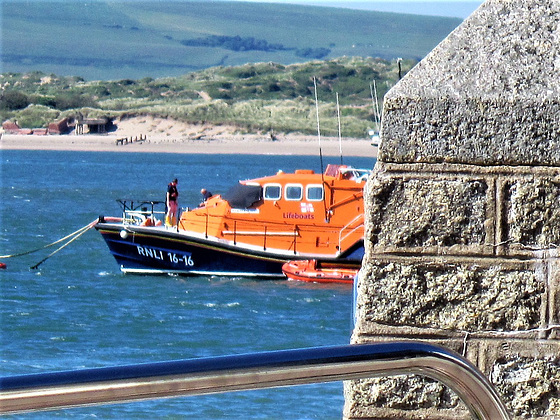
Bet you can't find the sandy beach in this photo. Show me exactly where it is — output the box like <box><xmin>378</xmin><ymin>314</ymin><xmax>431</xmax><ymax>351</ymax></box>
<box><xmin>0</xmin><ymin>116</ymin><xmax>377</xmax><ymax>158</ymax></box>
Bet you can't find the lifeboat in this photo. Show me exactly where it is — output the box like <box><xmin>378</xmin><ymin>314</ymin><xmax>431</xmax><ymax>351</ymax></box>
<box><xmin>95</xmin><ymin>164</ymin><xmax>371</xmax><ymax>277</ymax></box>
<box><xmin>282</xmin><ymin>260</ymin><xmax>357</xmax><ymax>284</ymax></box>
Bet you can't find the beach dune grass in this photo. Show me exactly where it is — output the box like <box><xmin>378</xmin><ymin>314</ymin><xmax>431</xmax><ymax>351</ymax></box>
<box><xmin>1</xmin><ymin>57</ymin><xmax>408</xmax><ymax>138</ymax></box>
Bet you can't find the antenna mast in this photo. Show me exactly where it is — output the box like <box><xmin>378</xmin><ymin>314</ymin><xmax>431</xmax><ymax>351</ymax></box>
<box><xmin>336</xmin><ymin>92</ymin><xmax>343</xmax><ymax>165</ymax></box>
<box><xmin>369</xmin><ymin>80</ymin><xmax>382</xmax><ymax>147</ymax></box>
<box><xmin>314</xmin><ymin>77</ymin><xmax>324</xmax><ymax>174</ymax></box>
<box><xmin>314</xmin><ymin>77</ymin><xmax>329</xmax><ymax>222</ymax></box>
<box><xmin>370</xmin><ymin>80</ymin><xmax>381</xmax><ymax>130</ymax></box>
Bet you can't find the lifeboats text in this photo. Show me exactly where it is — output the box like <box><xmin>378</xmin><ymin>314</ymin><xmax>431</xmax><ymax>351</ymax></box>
<box><xmin>283</xmin><ymin>212</ymin><xmax>314</xmax><ymax>219</ymax></box>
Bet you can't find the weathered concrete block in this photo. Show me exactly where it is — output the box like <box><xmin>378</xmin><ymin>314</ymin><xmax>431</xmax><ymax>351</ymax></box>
<box><xmin>365</xmin><ymin>168</ymin><xmax>490</xmax><ymax>253</ymax></box>
<box><xmin>379</xmin><ymin>0</ymin><xmax>560</xmax><ymax>166</ymax></box>
<box><xmin>492</xmin><ymin>356</ymin><xmax>560</xmax><ymax>418</ymax></box>
<box><xmin>381</xmin><ymin>99</ymin><xmax>560</xmax><ymax>166</ymax></box>
<box><xmin>344</xmin><ymin>376</ymin><xmax>466</xmax><ymax>419</ymax></box>
<box><xmin>506</xmin><ymin>178</ymin><xmax>560</xmax><ymax>247</ymax></box>
<box><xmin>355</xmin><ymin>260</ymin><xmax>543</xmax><ymax>332</ymax></box>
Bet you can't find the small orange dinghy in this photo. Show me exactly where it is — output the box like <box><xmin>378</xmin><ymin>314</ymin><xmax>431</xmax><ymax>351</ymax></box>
<box><xmin>282</xmin><ymin>259</ymin><xmax>357</xmax><ymax>284</ymax></box>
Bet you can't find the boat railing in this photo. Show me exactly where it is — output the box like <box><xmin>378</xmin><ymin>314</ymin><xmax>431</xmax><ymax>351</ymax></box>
<box><xmin>117</xmin><ymin>199</ymin><xmax>166</xmax><ymax>225</ymax></box>
<box><xmin>338</xmin><ymin>214</ymin><xmax>364</xmax><ymax>252</ymax></box>
<box><xmin>0</xmin><ymin>342</ymin><xmax>510</xmax><ymax>419</ymax></box>
<box><xmin>221</xmin><ymin>220</ymin><xmax>300</xmax><ymax>253</ymax></box>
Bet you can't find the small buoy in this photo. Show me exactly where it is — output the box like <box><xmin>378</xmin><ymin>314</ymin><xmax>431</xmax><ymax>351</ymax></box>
<box><xmin>120</xmin><ymin>230</ymin><xmax>129</xmax><ymax>239</ymax></box>
<box><xmin>0</xmin><ymin>262</ymin><xmax>6</xmax><ymax>269</ymax></box>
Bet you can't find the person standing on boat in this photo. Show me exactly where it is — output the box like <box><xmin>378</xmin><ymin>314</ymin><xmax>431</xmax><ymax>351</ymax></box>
<box><xmin>166</xmin><ymin>178</ymin><xmax>179</xmax><ymax>227</ymax></box>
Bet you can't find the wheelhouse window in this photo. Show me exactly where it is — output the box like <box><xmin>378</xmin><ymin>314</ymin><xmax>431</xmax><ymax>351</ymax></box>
<box><xmin>264</xmin><ymin>184</ymin><xmax>282</xmax><ymax>200</ymax></box>
<box><xmin>306</xmin><ymin>185</ymin><xmax>324</xmax><ymax>201</ymax></box>
<box><xmin>285</xmin><ymin>184</ymin><xmax>303</xmax><ymax>201</ymax></box>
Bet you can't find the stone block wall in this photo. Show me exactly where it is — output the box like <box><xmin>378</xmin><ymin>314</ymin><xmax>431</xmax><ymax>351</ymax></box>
<box><xmin>345</xmin><ymin>0</ymin><xmax>560</xmax><ymax>418</ymax></box>
<box><xmin>346</xmin><ymin>163</ymin><xmax>560</xmax><ymax>418</ymax></box>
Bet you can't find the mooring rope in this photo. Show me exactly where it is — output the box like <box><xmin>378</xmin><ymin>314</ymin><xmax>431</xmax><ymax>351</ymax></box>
<box><xmin>29</xmin><ymin>221</ymin><xmax>98</xmax><ymax>269</ymax></box>
<box><xmin>0</xmin><ymin>219</ymin><xmax>99</xmax><ymax>268</ymax></box>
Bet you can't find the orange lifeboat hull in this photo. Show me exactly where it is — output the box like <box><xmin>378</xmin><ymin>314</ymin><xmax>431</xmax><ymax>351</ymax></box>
<box><xmin>282</xmin><ymin>260</ymin><xmax>357</xmax><ymax>284</ymax></box>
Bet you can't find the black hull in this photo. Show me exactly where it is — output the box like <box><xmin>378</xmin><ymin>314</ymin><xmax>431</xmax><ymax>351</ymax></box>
<box><xmin>96</xmin><ymin>223</ymin><xmax>363</xmax><ymax>277</ymax></box>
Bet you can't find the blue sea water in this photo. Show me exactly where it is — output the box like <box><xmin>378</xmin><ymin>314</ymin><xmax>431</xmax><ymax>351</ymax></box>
<box><xmin>0</xmin><ymin>150</ymin><xmax>375</xmax><ymax>419</ymax></box>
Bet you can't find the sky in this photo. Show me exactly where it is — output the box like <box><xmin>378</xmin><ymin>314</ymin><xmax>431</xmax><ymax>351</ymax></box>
<box><xmin>229</xmin><ymin>1</ymin><xmax>485</xmax><ymax>19</ymax></box>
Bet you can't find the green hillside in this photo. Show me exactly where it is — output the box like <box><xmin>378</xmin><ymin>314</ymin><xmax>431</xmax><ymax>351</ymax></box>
<box><xmin>1</xmin><ymin>1</ymin><xmax>460</xmax><ymax>80</ymax></box>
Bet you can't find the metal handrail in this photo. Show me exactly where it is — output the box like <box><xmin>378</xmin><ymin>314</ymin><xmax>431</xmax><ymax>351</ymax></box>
<box><xmin>0</xmin><ymin>342</ymin><xmax>510</xmax><ymax>419</ymax></box>
<box><xmin>338</xmin><ymin>213</ymin><xmax>364</xmax><ymax>253</ymax></box>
